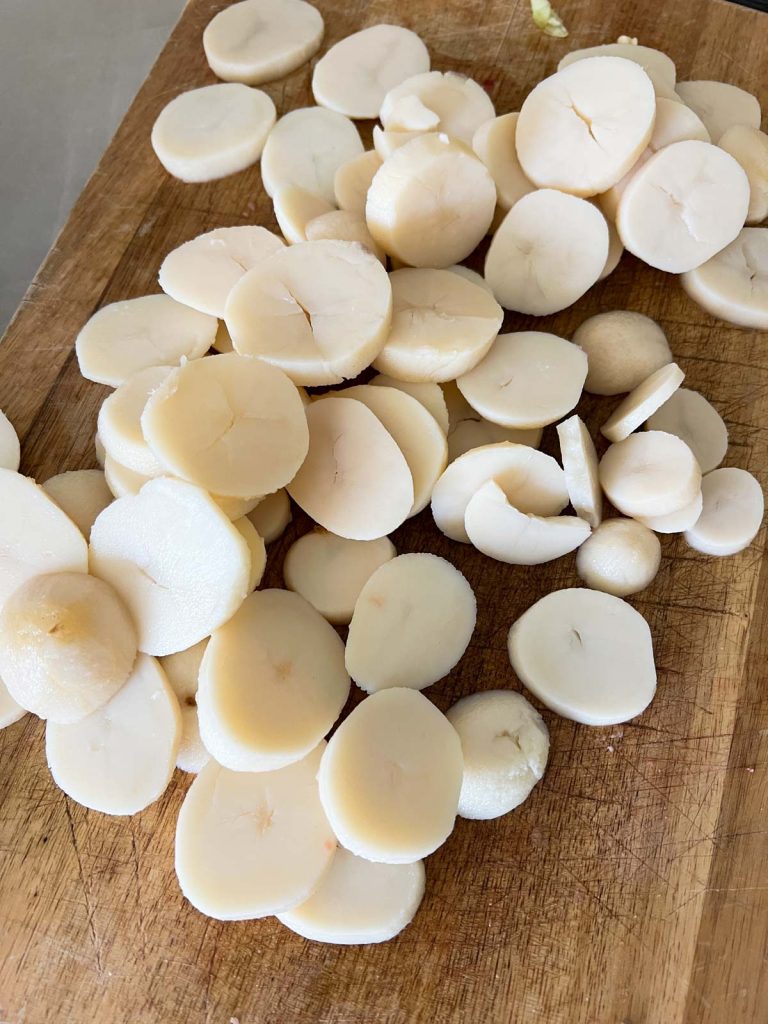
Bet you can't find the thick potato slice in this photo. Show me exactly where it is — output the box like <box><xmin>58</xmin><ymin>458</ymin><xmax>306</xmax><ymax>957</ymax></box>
<box><xmin>558</xmin><ymin>43</ymin><xmax>677</xmax><ymax>99</ymax></box>
<box><xmin>371</xmin><ymin>374</ymin><xmax>449</xmax><ymax>434</ymax></box>
<box><xmin>443</xmin><ymin>382</ymin><xmax>542</xmax><ymax>462</ymax></box>
<box><xmin>719</xmin><ymin>126</ymin><xmax>768</xmax><ymax>225</ymax></box>
<box><xmin>471</xmin><ymin>113</ymin><xmax>535</xmax><ymax>214</ymax></box>
<box><xmin>42</xmin><ymin>470</ymin><xmax>113</xmax><ymax>539</ymax></box>
<box><xmin>0</xmin><ymin>678</ymin><xmax>25</xmax><ymax>730</ymax></box>
<box><xmin>556</xmin><ymin>415</ymin><xmax>602</xmax><ymax>529</ymax></box>
<box><xmin>685</xmin><ymin>468</ymin><xmax>764</xmax><ymax>556</ymax></box>
<box><xmin>97</xmin><ymin>365</ymin><xmax>171</xmax><ymax>477</ymax></box>
<box><xmin>600</xmin><ymin>363</ymin><xmax>685</xmax><ymax>442</ymax></box>
<box><xmin>273</xmin><ymin>186</ymin><xmax>335</xmax><ymax>245</ymax></box>
<box><xmin>305</xmin><ymin>209</ymin><xmax>385</xmax><ymax>263</ymax></box>
<box><xmin>0</xmin><ymin>410</ymin><xmax>20</xmax><ymax>471</ymax></box>
<box><xmin>599</xmin><ymin>430</ymin><xmax>702</xmax><ymax>518</ymax></box>
<box><xmin>159</xmin><ymin>640</ymin><xmax>210</xmax><ymax>774</ymax></box>
<box><xmin>573</xmin><ymin>311</ymin><xmax>672</xmax><ymax>396</ymax></box>
<box><xmin>637</xmin><ymin>493</ymin><xmax>704</xmax><ymax>535</ymax></box>
<box><xmin>576</xmin><ymin>518</ymin><xmax>661</xmax><ymax>596</ymax></box>
<box><xmin>247</xmin><ymin>489</ymin><xmax>292</xmax><ymax>543</ymax></box>
<box><xmin>676</xmin><ymin>80</ymin><xmax>760</xmax><ymax>143</ymax></box>
<box><xmin>646</xmin><ymin>388</ymin><xmax>728</xmax><ymax>474</ymax></box>
<box><xmin>334</xmin><ymin>150</ymin><xmax>382</xmax><ymax>216</ymax></box>
<box><xmin>681</xmin><ymin>228</ymin><xmax>768</xmax><ymax>330</ymax></box>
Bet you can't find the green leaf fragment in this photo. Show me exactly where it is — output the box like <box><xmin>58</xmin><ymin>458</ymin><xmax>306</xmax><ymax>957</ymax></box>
<box><xmin>531</xmin><ymin>0</ymin><xmax>569</xmax><ymax>38</ymax></box>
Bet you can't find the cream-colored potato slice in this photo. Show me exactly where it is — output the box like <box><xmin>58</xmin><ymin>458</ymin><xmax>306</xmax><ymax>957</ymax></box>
<box><xmin>637</xmin><ymin>492</ymin><xmax>704</xmax><ymax>534</ymax></box>
<box><xmin>465</xmin><ymin>480</ymin><xmax>591</xmax><ymax>565</ymax></box>
<box><xmin>371</xmin><ymin>126</ymin><xmax>424</xmax><ymax>161</ymax></box>
<box><xmin>508</xmin><ymin>587</ymin><xmax>656</xmax><ymax>725</ymax></box>
<box><xmin>151</xmin><ymin>84</ymin><xmax>275</xmax><ymax>182</ymax></box>
<box><xmin>371</xmin><ymin>374</ymin><xmax>449</xmax><ymax>433</ymax></box>
<box><xmin>446</xmin><ymin>690</ymin><xmax>549</xmax><ymax>820</ymax></box>
<box><xmin>573</xmin><ymin>310</ymin><xmax>672</xmax><ymax>396</ymax></box>
<box><xmin>681</xmin><ymin>227</ymin><xmax>768</xmax><ymax>330</ymax></box>
<box><xmin>484</xmin><ymin>190</ymin><xmax>609</xmax><ymax>314</ymax></box>
<box><xmin>247</xmin><ymin>489</ymin><xmax>292</xmax><ymax>543</ymax></box>
<box><xmin>283</xmin><ymin>530</ymin><xmax>395</xmax><ymax>625</ymax></box>
<box><xmin>175</xmin><ymin>742</ymin><xmax>335</xmax><ymax>919</ymax></box>
<box><xmin>616</xmin><ymin>140</ymin><xmax>750</xmax><ymax>273</ymax></box>
<box><xmin>0</xmin><ymin>410</ymin><xmax>20</xmax><ymax>471</ymax></box>
<box><xmin>234</xmin><ymin>516</ymin><xmax>266</xmax><ymax>591</ymax></box>
<box><xmin>213</xmin><ymin>321</ymin><xmax>233</xmax><ymax>353</ymax></box>
<box><xmin>42</xmin><ymin>470</ymin><xmax>113</xmax><ymax>539</ymax></box>
<box><xmin>0</xmin><ymin>469</ymin><xmax>88</xmax><ymax>609</ymax></box>
<box><xmin>197</xmin><ymin>589</ymin><xmax>350</xmax><ymax>772</ymax></box>
<box><xmin>339</xmin><ymin>384</ymin><xmax>447</xmax><ymax>515</ymax></box>
<box><xmin>305</xmin><ymin>209</ymin><xmax>385</xmax><ymax>263</ymax></box>
<box><xmin>159</xmin><ymin>226</ymin><xmax>285</xmax><ymax>316</ymax></box>
<box><xmin>646</xmin><ymin>388</ymin><xmax>728</xmax><ymax>473</ymax></box>
<box><xmin>576</xmin><ymin>518</ymin><xmax>661</xmax><ymax>596</ymax></box>
<box><xmin>372</xmin><ymin>268</ymin><xmax>502</xmax><ymax>383</ymax></box>
<box><xmin>719</xmin><ymin>126</ymin><xmax>768</xmax><ymax>225</ymax></box>
<box><xmin>273</xmin><ymin>186</ymin><xmax>336</xmax><ymax>244</ymax></box>
<box><xmin>97</xmin><ymin>365</ymin><xmax>172</xmax><ymax>476</ymax></box>
<box><xmin>431</xmin><ymin>442</ymin><xmax>568</xmax><ymax>543</ymax></box>
<box><xmin>318</xmin><ymin>688</ymin><xmax>463</xmax><ymax>863</ymax></box>
<box><xmin>685</xmin><ymin>467</ymin><xmax>764</xmax><ymax>556</ymax></box>
<box><xmin>385</xmin><ymin>94</ymin><xmax>440</xmax><ymax>132</ymax></box>
<box><xmin>334</xmin><ymin>150</ymin><xmax>382</xmax><ymax>216</ymax></box>
<box><xmin>516</xmin><ymin>57</ymin><xmax>656</xmax><ymax>197</ymax></box>
<box><xmin>287</xmin><ymin>397</ymin><xmax>413</xmax><ymax>541</ymax></box>
<box><xmin>46</xmin><ymin>654</ymin><xmax>180</xmax><ymax>814</ymax></box>
<box><xmin>676</xmin><ymin>80</ymin><xmax>761</xmax><ymax>143</ymax></box>
<box><xmin>558</xmin><ymin>43</ymin><xmax>677</xmax><ymax>98</ymax></box>
<box><xmin>0</xmin><ymin>572</ymin><xmax>136</xmax><ymax>723</ymax></box>
<box><xmin>226</xmin><ymin>240</ymin><xmax>392</xmax><ymax>385</ymax></box>
<box><xmin>89</xmin><ymin>477</ymin><xmax>251</xmax><ymax>656</ymax></box>
<box><xmin>312</xmin><ymin>25</ymin><xmax>430</xmax><ymax>119</ymax></box>
<box><xmin>445</xmin><ymin>264</ymin><xmax>494</xmax><ymax>294</ymax></box>
<box><xmin>141</xmin><ymin>353</ymin><xmax>308</xmax><ymax>499</ymax></box>
<box><xmin>159</xmin><ymin>639</ymin><xmax>210</xmax><ymax>774</ymax></box>
<box><xmin>261</xmin><ymin>107</ymin><xmax>363</xmax><ymax>205</ymax></box>
<box><xmin>345</xmin><ymin>553</ymin><xmax>476</xmax><ymax>693</ymax></box>
<box><xmin>94</xmin><ymin>432</ymin><xmax>106</xmax><ymax>468</ymax></box>
<box><xmin>75</xmin><ymin>294</ymin><xmax>217</xmax><ymax>388</ymax></box>
<box><xmin>203</xmin><ymin>0</ymin><xmax>323</xmax><ymax>83</ymax></box>
<box><xmin>278</xmin><ymin>848</ymin><xmax>425</xmax><ymax>945</ymax></box>
<box><xmin>601</xmin><ymin>363</ymin><xmax>685</xmax><ymax>442</ymax></box>
<box><xmin>471</xmin><ymin>113</ymin><xmax>535</xmax><ymax>213</ymax></box>
<box><xmin>443</xmin><ymin>381</ymin><xmax>542</xmax><ymax>462</ymax></box>
<box><xmin>556</xmin><ymin>415</ymin><xmax>602</xmax><ymax>528</ymax></box>
<box><xmin>366</xmin><ymin>134</ymin><xmax>497</xmax><ymax>268</ymax></box>
<box><xmin>599</xmin><ymin>430</ymin><xmax>702</xmax><ymax>518</ymax></box>
<box><xmin>0</xmin><ymin>677</ymin><xmax>25</xmax><ymax>729</ymax></box>
<box><xmin>457</xmin><ymin>331</ymin><xmax>588</xmax><ymax>428</ymax></box>
<box><xmin>380</xmin><ymin>71</ymin><xmax>495</xmax><ymax>144</ymax></box>
<box><xmin>598</xmin><ymin>216</ymin><xmax>624</xmax><ymax>281</ymax></box>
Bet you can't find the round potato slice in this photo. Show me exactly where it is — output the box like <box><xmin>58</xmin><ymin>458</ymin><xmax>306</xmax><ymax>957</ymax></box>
<box><xmin>556</xmin><ymin>415</ymin><xmax>602</xmax><ymax>529</ymax></box>
<box><xmin>0</xmin><ymin>410</ymin><xmax>20</xmax><ymax>471</ymax></box>
<box><xmin>616</xmin><ymin>140</ymin><xmax>750</xmax><ymax>273</ymax></box>
<box><xmin>0</xmin><ymin>678</ymin><xmax>25</xmax><ymax>730</ymax></box>
<box><xmin>484</xmin><ymin>190</ymin><xmax>609</xmax><ymax>314</ymax></box>
<box><xmin>287</xmin><ymin>397</ymin><xmax>413</xmax><ymax>541</ymax></box>
<box><xmin>372</xmin><ymin>268</ymin><xmax>502</xmax><ymax>383</ymax></box>
<box><xmin>273</xmin><ymin>186</ymin><xmax>336</xmax><ymax>245</ymax></box>
<box><xmin>599</xmin><ymin>430</ymin><xmax>702</xmax><ymax>518</ymax></box>
<box><xmin>312</xmin><ymin>25</ymin><xmax>429</xmax><ymax>119</ymax></box>
<box><xmin>598</xmin><ymin>216</ymin><xmax>624</xmax><ymax>281</ymax></box>
<box><xmin>42</xmin><ymin>470</ymin><xmax>113</xmax><ymax>539</ymax></box>
<box><xmin>465</xmin><ymin>480</ymin><xmax>591</xmax><ymax>565</ymax></box>
<box><xmin>213</xmin><ymin>321</ymin><xmax>234</xmax><ymax>353</ymax></box>
<box><xmin>681</xmin><ymin>227</ymin><xmax>768</xmax><ymax>330</ymax></box>
<box><xmin>471</xmin><ymin>113</ymin><xmax>535</xmax><ymax>214</ymax></box>
<box><xmin>646</xmin><ymin>388</ymin><xmax>728</xmax><ymax>473</ymax></box>
<box><xmin>159</xmin><ymin>639</ymin><xmax>209</xmax><ymax>774</ymax></box>
<box><xmin>75</xmin><ymin>295</ymin><xmax>217</xmax><ymax>388</ymax></box>
<box><xmin>345</xmin><ymin>553</ymin><xmax>476</xmax><ymax>693</ymax></box>
<box><xmin>516</xmin><ymin>57</ymin><xmax>656</xmax><ymax>197</ymax></box>
<box><xmin>261</xmin><ymin>107</ymin><xmax>363</xmax><ymax>205</ymax></box>
<box><xmin>334</xmin><ymin>150</ymin><xmax>382</xmax><ymax>216</ymax></box>
<box><xmin>234</xmin><ymin>516</ymin><xmax>267</xmax><ymax>591</ymax></box>
<box><xmin>197</xmin><ymin>589</ymin><xmax>350</xmax><ymax>772</ymax></box>
<box><xmin>89</xmin><ymin>477</ymin><xmax>251</xmax><ymax>656</ymax></box>
<box><xmin>175</xmin><ymin>742</ymin><xmax>336</xmax><ymax>920</ymax></box>
<box><xmin>446</xmin><ymin>690</ymin><xmax>549</xmax><ymax>820</ymax></box>
<box><xmin>94</xmin><ymin>432</ymin><xmax>106</xmax><ymax>468</ymax></box>
<box><xmin>284</xmin><ymin>530</ymin><xmax>395</xmax><ymax>625</ymax></box>
<box><xmin>431</xmin><ymin>442</ymin><xmax>568</xmax><ymax>543</ymax></box>
<box><xmin>158</xmin><ymin>226</ymin><xmax>285</xmax><ymax>316</ymax></box>
<box><xmin>305</xmin><ymin>209</ymin><xmax>385</xmax><ymax>263</ymax></box>
<box><xmin>97</xmin><ymin>365</ymin><xmax>171</xmax><ymax>476</ymax></box>
<box><xmin>685</xmin><ymin>467</ymin><xmax>764</xmax><ymax>557</ymax></box>
<box><xmin>675</xmin><ymin>80</ymin><xmax>761</xmax><ymax>143</ymax></box>
<box><xmin>443</xmin><ymin>382</ymin><xmax>542</xmax><ymax>462</ymax></box>
<box><xmin>576</xmin><ymin>518</ymin><xmax>661</xmax><ymax>597</ymax></box>
<box><xmin>225</xmin><ymin>240</ymin><xmax>392</xmax><ymax>385</ymax></box>
<box><xmin>203</xmin><ymin>0</ymin><xmax>324</xmax><ymax>85</ymax></box>
<box><xmin>46</xmin><ymin>654</ymin><xmax>180</xmax><ymax>814</ymax></box>
<box><xmin>573</xmin><ymin>310</ymin><xmax>672</xmax><ymax>396</ymax></box>
<box><xmin>558</xmin><ymin>43</ymin><xmax>677</xmax><ymax>98</ymax></box>
<box><xmin>601</xmin><ymin>363</ymin><xmax>685</xmax><ymax>443</ymax></box>
<box><xmin>141</xmin><ymin>353</ymin><xmax>308</xmax><ymax>499</ymax></box>
<box><xmin>366</xmin><ymin>134</ymin><xmax>497</xmax><ymax>268</ymax></box>
<box><xmin>318</xmin><ymin>688</ymin><xmax>463</xmax><ymax>863</ymax></box>
<box><xmin>508</xmin><ymin>588</ymin><xmax>657</xmax><ymax>725</ymax></box>
<box><xmin>380</xmin><ymin>70</ymin><xmax>494</xmax><ymax>143</ymax></box>
<box><xmin>385</xmin><ymin>94</ymin><xmax>440</xmax><ymax>132</ymax></box>
<box><xmin>637</xmin><ymin>492</ymin><xmax>704</xmax><ymax>534</ymax></box>
<box><xmin>278</xmin><ymin>848</ymin><xmax>425</xmax><ymax>945</ymax></box>
<box><xmin>340</xmin><ymin>384</ymin><xmax>447</xmax><ymax>515</ymax></box>
<box><xmin>456</xmin><ymin>331</ymin><xmax>588</xmax><ymax>428</ymax></box>
<box><xmin>372</xmin><ymin>126</ymin><xmax>424</xmax><ymax>160</ymax></box>
<box><xmin>0</xmin><ymin>469</ymin><xmax>88</xmax><ymax>609</ymax></box>
<box><xmin>719</xmin><ymin>125</ymin><xmax>768</xmax><ymax>225</ymax></box>
<box><xmin>151</xmin><ymin>84</ymin><xmax>276</xmax><ymax>182</ymax></box>
<box><xmin>371</xmin><ymin>374</ymin><xmax>449</xmax><ymax>434</ymax></box>
<box><xmin>247</xmin><ymin>489</ymin><xmax>292</xmax><ymax>543</ymax></box>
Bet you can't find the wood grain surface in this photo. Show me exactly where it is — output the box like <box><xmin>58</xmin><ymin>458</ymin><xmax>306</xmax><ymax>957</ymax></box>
<box><xmin>1</xmin><ymin>1</ymin><xmax>767</xmax><ymax>1022</ymax></box>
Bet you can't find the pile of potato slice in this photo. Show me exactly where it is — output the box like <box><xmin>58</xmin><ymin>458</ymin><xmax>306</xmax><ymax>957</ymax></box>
<box><xmin>1</xmin><ymin>1</ymin><xmax>766</xmax><ymax>947</ymax></box>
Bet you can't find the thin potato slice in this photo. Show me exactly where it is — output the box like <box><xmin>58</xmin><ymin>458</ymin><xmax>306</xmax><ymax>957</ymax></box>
<box><xmin>334</xmin><ymin>150</ymin><xmax>382</xmax><ymax>216</ymax></box>
<box><xmin>576</xmin><ymin>518</ymin><xmax>661</xmax><ymax>596</ymax></box>
<box><xmin>97</xmin><ymin>365</ymin><xmax>172</xmax><ymax>476</ymax></box>
<box><xmin>0</xmin><ymin>678</ymin><xmax>25</xmax><ymax>730</ymax></box>
<box><xmin>247</xmin><ymin>489</ymin><xmax>292</xmax><ymax>543</ymax></box>
<box><xmin>685</xmin><ymin>468</ymin><xmax>764</xmax><ymax>556</ymax></box>
<box><xmin>556</xmin><ymin>415</ymin><xmax>602</xmax><ymax>528</ymax></box>
<box><xmin>558</xmin><ymin>43</ymin><xmax>677</xmax><ymax>99</ymax></box>
<box><xmin>471</xmin><ymin>113</ymin><xmax>535</xmax><ymax>214</ymax></box>
<box><xmin>273</xmin><ymin>186</ymin><xmax>335</xmax><ymax>244</ymax></box>
<box><xmin>600</xmin><ymin>363</ymin><xmax>685</xmax><ymax>442</ymax></box>
<box><xmin>372</xmin><ymin>126</ymin><xmax>424</xmax><ymax>160</ymax></box>
<box><xmin>637</xmin><ymin>492</ymin><xmax>703</xmax><ymax>534</ymax></box>
<box><xmin>443</xmin><ymin>381</ymin><xmax>542</xmax><ymax>462</ymax></box>
<box><xmin>676</xmin><ymin>80</ymin><xmax>761</xmax><ymax>143</ymax></box>
<box><xmin>234</xmin><ymin>516</ymin><xmax>267</xmax><ymax>591</ymax></box>
<box><xmin>646</xmin><ymin>388</ymin><xmax>728</xmax><ymax>473</ymax></box>
<box><xmin>681</xmin><ymin>228</ymin><xmax>768</xmax><ymax>330</ymax></box>
<box><xmin>159</xmin><ymin>640</ymin><xmax>210</xmax><ymax>774</ymax></box>
<box><xmin>719</xmin><ymin>126</ymin><xmax>768</xmax><ymax>225</ymax></box>
<box><xmin>599</xmin><ymin>430</ymin><xmax>702</xmax><ymax>518</ymax></box>
<box><xmin>573</xmin><ymin>311</ymin><xmax>672</xmax><ymax>396</ymax></box>
<box><xmin>380</xmin><ymin>71</ymin><xmax>495</xmax><ymax>144</ymax></box>
<box><xmin>305</xmin><ymin>209</ymin><xmax>385</xmax><ymax>263</ymax></box>
<box><xmin>371</xmin><ymin>374</ymin><xmax>449</xmax><ymax>434</ymax></box>
<box><xmin>42</xmin><ymin>470</ymin><xmax>113</xmax><ymax>539</ymax></box>
<box><xmin>0</xmin><ymin>410</ymin><xmax>20</xmax><ymax>471</ymax></box>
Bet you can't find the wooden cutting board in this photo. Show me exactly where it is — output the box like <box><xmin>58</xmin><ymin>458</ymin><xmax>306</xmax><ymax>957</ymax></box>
<box><xmin>1</xmin><ymin>0</ymin><xmax>767</xmax><ymax>1021</ymax></box>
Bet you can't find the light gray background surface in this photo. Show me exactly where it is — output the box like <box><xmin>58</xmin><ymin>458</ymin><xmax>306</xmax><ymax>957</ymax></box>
<box><xmin>0</xmin><ymin>0</ymin><xmax>183</xmax><ymax>331</ymax></box>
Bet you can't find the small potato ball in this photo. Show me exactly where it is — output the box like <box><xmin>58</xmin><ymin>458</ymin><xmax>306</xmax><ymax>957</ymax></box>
<box><xmin>576</xmin><ymin>518</ymin><xmax>661</xmax><ymax>597</ymax></box>
<box><xmin>0</xmin><ymin>572</ymin><xmax>138</xmax><ymax>723</ymax></box>
<box><xmin>573</xmin><ymin>311</ymin><xmax>672</xmax><ymax>396</ymax></box>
